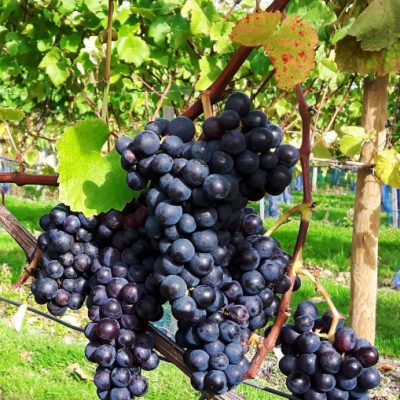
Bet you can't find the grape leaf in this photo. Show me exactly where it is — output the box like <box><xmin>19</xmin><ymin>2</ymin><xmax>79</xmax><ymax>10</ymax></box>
<box><xmin>336</xmin><ymin>36</ymin><xmax>400</xmax><ymax>75</ymax></box>
<box><xmin>312</xmin><ymin>140</ymin><xmax>332</xmax><ymax>158</ymax></box>
<box><xmin>117</xmin><ymin>36</ymin><xmax>149</xmax><ymax>66</ymax></box>
<box><xmin>348</xmin><ymin>0</ymin><xmax>400</xmax><ymax>51</ymax></box>
<box><xmin>57</xmin><ymin>119</ymin><xmax>136</xmax><ymax>216</ymax></box>
<box><xmin>338</xmin><ymin>126</ymin><xmax>367</xmax><ymax>157</ymax></box>
<box><xmin>264</xmin><ymin>16</ymin><xmax>318</xmax><ymax>89</ymax></box>
<box><xmin>0</xmin><ymin>107</ymin><xmax>24</xmax><ymax>121</ymax></box>
<box><xmin>38</xmin><ymin>47</ymin><xmax>70</xmax><ymax>87</ymax></box>
<box><xmin>230</xmin><ymin>11</ymin><xmax>281</xmax><ymax>47</ymax></box>
<box><xmin>181</xmin><ymin>0</ymin><xmax>210</xmax><ymax>36</ymax></box>
<box><xmin>375</xmin><ymin>149</ymin><xmax>400</xmax><ymax>188</ymax></box>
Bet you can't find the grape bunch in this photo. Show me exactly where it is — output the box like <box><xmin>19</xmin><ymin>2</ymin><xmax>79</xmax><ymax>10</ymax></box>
<box><xmin>32</xmin><ymin>204</ymin><xmax>99</xmax><ymax>315</ymax></box>
<box><xmin>279</xmin><ymin>302</ymin><xmax>380</xmax><ymax>400</ymax></box>
<box><xmin>84</xmin><ymin>208</ymin><xmax>163</xmax><ymax>400</ymax></box>
<box><xmin>113</xmin><ymin>92</ymin><xmax>300</xmax><ymax>394</ymax></box>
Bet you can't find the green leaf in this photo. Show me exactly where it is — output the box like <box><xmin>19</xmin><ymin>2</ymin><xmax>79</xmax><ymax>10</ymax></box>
<box><xmin>196</xmin><ymin>56</ymin><xmax>221</xmax><ymax>90</ymax></box>
<box><xmin>117</xmin><ymin>36</ymin><xmax>149</xmax><ymax>66</ymax></box>
<box><xmin>0</xmin><ymin>107</ymin><xmax>24</xmax><ymax>121</ymax></box>
<box><xmin>312</xmin><ymin>140</ymin><xmax>332</xmax><ymax>158</ymax></box>
<box><xmin>182</xmin><ymin>0</ymin><xmax>210</xmax><ymax>36</ymax></box>
<box><xmin>149</xmin><ymin>19</ymin><xmax>170</xmax><ymax>46</ymax></box>
<box><xmin>336</xmin><ymin>36</ymin><xmax>400</xmax><ymax>75</ymax></box>
<box><xmin>338</xmin><ymin>126</ymin><xmax>367</xmax><ymax>157</ymax></box>
<box><xmin>60</xmin><ymin>33</ymin><xmax>81</xmax><ymax>52</ymax></box>
<box><xmin>375</xmin><ymin>149</ymin><xmax>400</xmax><ymax>188</ymax></box>
<box><xmin>348</xmin><ymin>0</ymin><xmax>400</xmax><ymax>51</ymax></box>
<box><xmin>39</xmin><ymin>47</ymin><xmax>70</xmax><ymax>86</ymax></box>
<box><xmin>57</xmin><ymin>119</ymin><xmax>136</xmax><ymax>216</ymax></box>
<box><xmin>230</xmin><ymin>11</ymin><xmax>281</xmax><ymax>47</ymax></box>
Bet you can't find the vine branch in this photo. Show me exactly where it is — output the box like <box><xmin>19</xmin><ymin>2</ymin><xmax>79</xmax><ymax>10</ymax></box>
<box><xmin>101</xmin><ymin>0</ymin><xmax>114</xmax><ymax>123</ymax></box>
<box><xmin>0</xmin><ymin>172</ymin><xmax>58</xmax><ymax>186</ymax></box>
<box><xmin>246</xmin><ymin>83</ymin><xmax>314</xmax><ymax>379</ymax></box>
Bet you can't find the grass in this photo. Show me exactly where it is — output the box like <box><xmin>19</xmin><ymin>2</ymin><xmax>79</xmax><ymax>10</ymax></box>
<box><xmin>0</xmin><ymin>193</ymin><xmax>399</xmax><ymax>399</ymax></box>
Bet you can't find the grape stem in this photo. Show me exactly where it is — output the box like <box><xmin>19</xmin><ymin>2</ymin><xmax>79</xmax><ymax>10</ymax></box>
<box><xmin>101</xmin><ymin>0</ymin><xmax>114</xmax><ymax>124</ymax></box>
<box><xmin>246</xmin><ymin>83</ymin><xmax>314</xmax><ymax>379</ymax></box>
<box><xmin>201</xmin><ymin>91</ymin><xmax>213</xmax><ymax>119</ymax></box>
<box><xmin>264</xmin><ymin>201</ymin><xmax>316</xmax><ymax>237</ymax></box>
<box><xmin>12</xmin><ymin>249</ymin><xmax>41</xmax><ymax>289</ymax></box>
<box><xmin>297</xmin><ymin>268</ymin><xmax>344</xmax><ymax>342</ymax></box>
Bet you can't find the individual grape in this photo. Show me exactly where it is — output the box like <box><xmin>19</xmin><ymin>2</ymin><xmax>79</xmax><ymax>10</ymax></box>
<box><xmin>224</xmin><ymin>92</ymin><xmax>251</xmax><ymax>117</ymax></box>
<box><xmin>155</xmin><ymin>201</ymin><xmax>183</xmax><ymax>226</ymax></box>
<box><xmin>319</xmin><ymin>349</ymin><xmax>342</xmax><ymax>373</ymax></box>
<box><xmin>275</xmin><ymin>144</ymin><xmax>300</xmax><ymax>167</ymax></box>
<box><xmin>204</xmin><ymin>370</ymin><xmax>228</xmax><ymax>394</ymax></box>
<box><xmin>341</xmin><ymin>357</ymin><xmax>363</xmax><ymax>378</ymax></box>
<box><xmin>186</xmin><ymin>349</ymin><xmax>210</xmax><ymax>371</ymax></box>
<box><xmin>355</xmin><ymin>346</ymin><xmax>379</xmax><ymax>367</ymax></box>
<box><xmin>279</xmin><ymin>354</ymin><xmax>298</xmax><ymax>375</ymax></box>
<box><xmin>110</xmin><ymin>387</ymin><xmax>131</xmax><ymax>400</ymax></box>
<box><xmin>96</xmin><ymin>318</ymin><xmax>120</xmax><ymax>341</ymax></box>
<box><xmin>132</xmin><ymin>130</ymin><xmax>160</xmax><ymax>157</ymax></box>
<box><xmin>327</xmin><ymin>388</ymin><xmax>349</xmax><ymax>400</ymax></box>
<box><xmin>295</xmin><ymin>314</ymin><xmax>315</xmax><ymax>333</ymax></box>
<box><xmin>219</xmin><ymin>321</ymin><xmax>240</xmax><ymax>343</ymax></box>
<box><xmin>235</xmin><ymin>150</ymin><xmax>260</xmax><ymax>175</ymax></box>
<box><xmin>167</xmin><ymin>116</ymin><xmax>196</xmax><ymax>142</ymax></box>
<box><xmin>203</xmin><ymin>117</ymin><xmax>223</xmax><ymax>140</ymax></box>
<box><xmin>266</xmin><ymin>124</ymin><xmax>283</xmax><ymax>147</ymax></box>
<box><xmin>334</xmin><ymin>328</ymin><xmax>357</xmax><ymax>353</ymax></box>
<box><xmin>128</xmin><ymin>374</ymin><xmax>149</xmax><ymax>396</ymax></box>
<box><xmin>219</xmin><ymin>110</ymin><xmax>240</xmax><ymax>130</ymax></box>
<box><xmin>202</xmin><ymin>174</ymin><xmax>232</xmax><ymax>200</ymax></box>
<box><xmin>94</xmin><ymin>368</ymin><xmax>111</xmax><ymax>391</ymax></box>
<box><xmin>357</xmin><ymin>367</ymin><xmax>380</xmax><ymax>390</ymax></box>
<box><xmin>298</xmin><ymin>353</ymin><xmax>319</xmax><ymax>374</ymax></box>
<box><xmin>220</xmin><ymin>130</ymin><xmax>247</xmax><ymax>155</ymax></box>
<box><xmin>209</xmin><ymin>352</ymin><xmax>229</xmax><ymax>370</ymax></box>
<box><xmin>161</xmin><ymin>135</ymin><xmax>183</xmax><ymax>156</ymax></box>
<box><xmin>247</xmin><ymin>127</ymin><xmax>274</xmax><ymax>153</ymax></box>
<box><xmin>313</xmin><ymin>373</ymin><xmax>336</xmax><ymax>393</ymax></box>
<box><xmin>286</xmin><ymin>371</ymin><xmax>311</xmax><ymax>394</ymax></box>
<box><xmin>296</xmin><ymin>332</ymin><xmax>321</xmax><ymax>353</ymax></box>
<box><xmin>110</xmin><ymin>367</ymin><xmax>131</xmax><ymax>387</ymax></box>
<box><xmin>160</xmin><ymin>275</ymin><xmax>187</xmax><ymax>301</ymax></box>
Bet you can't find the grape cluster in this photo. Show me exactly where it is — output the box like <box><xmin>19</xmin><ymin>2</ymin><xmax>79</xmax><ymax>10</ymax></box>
<box><xmin>83</xmin><ymin>207</ymin><xmax>163</xmax><ymax>400</ymax></box>
<box><xmin>279</xmin><ymin>302</ymin><xmax>381</xmax><ymax>400</ymax></box>
<box><xmin>114</xmin><ymin>92</ymin><xmax>300</xmax><ymax>394</ymax></box>
<box><xmin>32</xmin><ymin>204</ymin><xmax>98</xmax><ymax>315</ymax></box>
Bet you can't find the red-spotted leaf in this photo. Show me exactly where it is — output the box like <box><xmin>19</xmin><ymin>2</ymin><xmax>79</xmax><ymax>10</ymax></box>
<box><xmin>264</xmin><ymin>16</ymin><xmax>318</xmax><ymax>89</ymax></box>
<box><xmin>230</xmin><ymin>11</ymin><xmax>281</xmax><ymax>47</ymax></box>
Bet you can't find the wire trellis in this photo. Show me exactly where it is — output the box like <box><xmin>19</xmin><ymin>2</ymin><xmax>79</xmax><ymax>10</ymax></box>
<box><xmin>0</xmin><ymin>294</ymin><xmax>299</xmax><ymax>400</ymax></box>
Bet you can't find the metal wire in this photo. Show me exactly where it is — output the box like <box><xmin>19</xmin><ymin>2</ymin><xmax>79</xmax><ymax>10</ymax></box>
<box><xmin>0</xmin><ymin>295</ymin><xmax>84</xmax><ymax>332</ymax></box>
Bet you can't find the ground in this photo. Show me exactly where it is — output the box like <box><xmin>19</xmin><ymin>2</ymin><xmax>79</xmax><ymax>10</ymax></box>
<box><xmin>0</xmin><ymin>193</ymin><xmax>399</xmax><ymax>400</ymax></box>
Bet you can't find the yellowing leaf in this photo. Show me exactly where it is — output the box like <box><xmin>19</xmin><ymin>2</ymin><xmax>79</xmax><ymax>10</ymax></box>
<box><xmin>375</xmin><ymin>149</ymin><xmax>400</xmax><ymax>188</ymax></box>
<box><xmin>57</xmin><ymin>119</ymin><xmax>137</xmax><ymax>216</ymax></box>
<box><xmin>336</xmin><ymin>36</ymin><xmax>400</xmax><ymax>75</ymax></box>
<box><xmin>230</xmin><ymin>11</ymin><xmax>281</xmax><ymax>47</ymax></box>
<box><xmin>264</xmin><ymin>16</ymin><xmax>318</xmax><ymax>89</ymax></box>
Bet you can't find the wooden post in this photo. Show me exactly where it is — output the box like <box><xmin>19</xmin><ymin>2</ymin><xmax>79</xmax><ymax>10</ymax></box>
<box><xmin>349</xmin><ymin>75</ymin><xmax>389</xmax><ymax>343</ymax></box>
<box><xmin>391</xmin><ymin>187</ymin><xmax>398</xmax><ymax>227</ymax></box>
<box><xmin>259</xmin><ymin>198</ymin><xmax>265</xmax><ymax>221</ymax></box>
<box><xmin>312</xmin><ymin>166</ymin><xmax>318</xmax><ymax>192</ymax></box>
